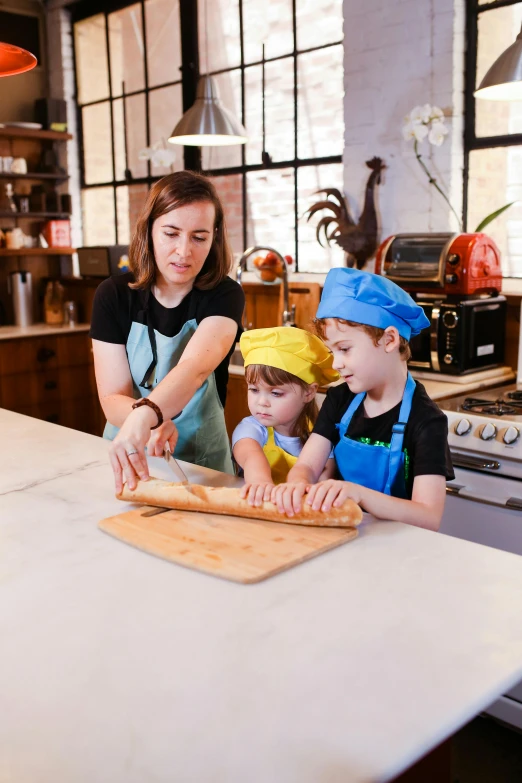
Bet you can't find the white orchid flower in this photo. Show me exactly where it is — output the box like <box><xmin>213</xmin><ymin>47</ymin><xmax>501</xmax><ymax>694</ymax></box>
<box><xmin>430</xmin><ymin>105</ymin><xmax>444</xmax><ymax>121</ymax></box>
<box><xmin>403</xmin><ymin>118</ymin><xmax>429</xmax><ymax>142</ymax></box>
<box><xmin>410</xmin><ymin>103</ymin><xmax>432</xmax><ymax>124</ymax></box>
<box><xmin>428</xmin><ymin>120</ymin><xmax>449</xmax><ymax>146</ymax></box>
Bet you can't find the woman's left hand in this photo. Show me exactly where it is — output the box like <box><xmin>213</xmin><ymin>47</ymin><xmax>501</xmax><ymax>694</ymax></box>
<box><xmin>109</xmin><ymin>407</ymin><xmax>156</xmax><ymax>494</ymax></box>
<box><xmin>305</xmin><ymin>479</ymin><xmax>362</xmax><ymax>512</ymax></box>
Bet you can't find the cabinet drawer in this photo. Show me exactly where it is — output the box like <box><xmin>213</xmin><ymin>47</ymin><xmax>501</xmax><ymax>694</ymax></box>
<box><xmin>0</xmin><ymin>333</ymin><xmax>92</xmax><ymax>376</ymax></box>
<box><xmin>1</xmin><ymin>366</ymin><xmax>97</xmax><ymax>410</ymax></box>
<box><xmin>0</xmin><ymin>337</ymin><xmax>59</xmax><ymax>376</ymax></box>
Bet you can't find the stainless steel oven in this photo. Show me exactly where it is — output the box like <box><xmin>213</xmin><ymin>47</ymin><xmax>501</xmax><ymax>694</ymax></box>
<box><xmin>440</xmin><ymin>384</ymin><xmax>522</xmax><ymax>731</ymax></box>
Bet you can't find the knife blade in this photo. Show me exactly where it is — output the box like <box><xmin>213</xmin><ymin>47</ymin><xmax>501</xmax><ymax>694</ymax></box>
<box><xmin>163</xmin><ymin>444</ymin><xmax>192</xmax><ymax>489</ymax></box>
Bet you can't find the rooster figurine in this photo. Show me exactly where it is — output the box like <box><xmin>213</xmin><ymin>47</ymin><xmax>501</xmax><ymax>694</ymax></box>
<box><xmin>306</xmin><ymin>157</ymin><xmax>386</xmax><ymax>269</ymax></box>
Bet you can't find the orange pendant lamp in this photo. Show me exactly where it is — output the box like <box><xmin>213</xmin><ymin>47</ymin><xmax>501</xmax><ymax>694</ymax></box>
<box><xmin>0</xmin><ymin>43</ymin><xmax>37</xmax><ymax>77</ymax></box>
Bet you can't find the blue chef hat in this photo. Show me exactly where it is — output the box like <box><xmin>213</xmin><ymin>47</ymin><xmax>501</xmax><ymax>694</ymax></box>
<box><xmin>316</xmin><ymin>268</ymin><xmax>430</xmax><ymax>340</ymax></box>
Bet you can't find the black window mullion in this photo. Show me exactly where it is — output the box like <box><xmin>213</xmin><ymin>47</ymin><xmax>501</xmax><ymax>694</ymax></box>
<box><xmin>104</xmin><ymin>11</ymin><xmax>119</xmax><ymax>244</ymax></box>
<box><xmin>140</xmin><ymin>0</ymin><xmax>151</xmax><ymax>184</ymax></box>
<box><xmin>179</xmin><ymin>0</ymin><xmax>201</xmax><ymax>172</ymax></box>
<box><xmin>293</xmin><ymin>0</ymin><xmax>298</xmax><ymax>269</ymax></box>
<box><xmin>239</xmin><ymin>0</ymin><xmax>247</xmax><ymax>251</ymax></box>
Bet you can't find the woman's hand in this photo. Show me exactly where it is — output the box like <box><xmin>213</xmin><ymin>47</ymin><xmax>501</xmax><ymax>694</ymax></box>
<box><xmin>305</xmin><ymin>480</ymin><xmax>362</xmax><ymax>513</ymax></box>
<box><xmin>146</xmin><ymin>420</ymin><xmax>179</xmax><ymax>457</ymax></box>
<box><xmin>270</xmin><ymin>482</ymin><xmax>310</xmax><ymax>517</ymax></box>
<box><xmin>240</xmin><ymin>481</ymin><xmax>274</xmax><ymax>507</ymax></box>
<box><xmin>109</xmin><ymin>406</ymin><xmax>156</xmax><ymax>494</ymax></box>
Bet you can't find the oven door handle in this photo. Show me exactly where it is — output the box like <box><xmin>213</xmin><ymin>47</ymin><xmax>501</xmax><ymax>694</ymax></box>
<box><xmin>430</xmin><ymin>306</ymin><xmax>441</xmax><ymax>372</ymax></box>
<box><xmin>446</xmin><ymin>483</ymin><xmax>522</xmax><ymax>511</ymax></box>
<box><xmin>450</xmin><ymin>453</ymin><xmax>500</xmax><ymax>471</ymax></box>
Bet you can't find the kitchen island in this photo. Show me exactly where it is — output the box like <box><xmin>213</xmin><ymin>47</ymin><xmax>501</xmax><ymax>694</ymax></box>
<box><xmin>1</xmin><ymin>408</ymin><xmax>522</xmax><ymax>783</ymax></box>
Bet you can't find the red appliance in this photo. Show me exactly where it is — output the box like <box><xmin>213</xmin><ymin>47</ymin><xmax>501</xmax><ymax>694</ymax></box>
<box><xmin>375</xmin><ymin>232</ymin><xmax>502</xmax><ymax>296</ymax></box>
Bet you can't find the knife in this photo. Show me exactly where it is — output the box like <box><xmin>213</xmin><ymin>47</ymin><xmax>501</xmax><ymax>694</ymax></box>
<box><xmin>163</xmin><ymin>443</ymin><xmax>192</xmax><ymax>489</ymax></box>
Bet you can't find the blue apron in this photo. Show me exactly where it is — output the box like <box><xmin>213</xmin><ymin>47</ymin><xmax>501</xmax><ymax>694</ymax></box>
<box><xmin>334</xmin><ymin>373</ymin><xmax>416</xmax><ymax>498</ymax></box>
<box><xmin>103</xmin><ymin>289</ymin><xmax>234</xmax><ymax>474</ymax></box>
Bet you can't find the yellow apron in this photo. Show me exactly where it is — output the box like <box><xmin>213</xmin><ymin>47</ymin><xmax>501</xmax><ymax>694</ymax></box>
<box><xmin>262</xmin><ymin>426</ymin><xmax>299</xmax><ymax>485</ymax></box>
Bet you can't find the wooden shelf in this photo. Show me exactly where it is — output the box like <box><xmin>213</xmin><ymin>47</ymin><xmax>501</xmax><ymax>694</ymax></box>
<box><xmin>0</xmin><ymin>211</ymin><xmax>70</xmax><ymax>219</ymax></box>
<box><xmin>0</xmin><ymin>172</ymin><xmax>69</xmax><ymax>181</ymax></box>
<box><xmin>0</xmin><ymin>127</ymin><xmax>72</xmax><ymax>142</ymax></box>
<box><xmin>0</xmin><ymin>248</ymin><xmax>76</xmax><ymax>256</ymax></box>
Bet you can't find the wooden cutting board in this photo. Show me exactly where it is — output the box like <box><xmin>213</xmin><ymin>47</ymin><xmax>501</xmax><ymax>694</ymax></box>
<box><xmin>99</xmin><ymin>506</ymin><xmax>358</xmax><ymax>584</ymax></box>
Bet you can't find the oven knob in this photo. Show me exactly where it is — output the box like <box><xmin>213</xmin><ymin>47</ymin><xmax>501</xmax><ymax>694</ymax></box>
<box><xmin>455</xmin><ymin>418</ymin><xmax>472</xmax><ymax>436</ymax></box>
<box><xmin>503</xmin><ymin>426</ymin><xmax>520</xmax><ymax>445</ymax></box>
<box><xmin>442</xmin><ymin>311</ymin><xmax>459</xmax><ymax>329</ymax></box>
<box><xmin>448</xmin><ymin>253</ymin><xmax>460</xmax><ymax>266</ymax></box>
<box><xmin>443</xmin><ymin>353</ymin><xmax>453</xmax><ymax>364</ymax></box>
<box><xmin>445</xmin><ymin>273</ymin><xmax>458</xmax><ymax>285</ymax></box>
<box><xmin>480</xmin><ymin>422</ymin><xmax>497</xmax><ymax>441</ymax></box>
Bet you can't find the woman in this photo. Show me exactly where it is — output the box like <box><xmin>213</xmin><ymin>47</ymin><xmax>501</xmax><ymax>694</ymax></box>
<box><xmin>90</xmin><ymin>171</ymin><xmax>245</xmax><ymax>493</ymax></box>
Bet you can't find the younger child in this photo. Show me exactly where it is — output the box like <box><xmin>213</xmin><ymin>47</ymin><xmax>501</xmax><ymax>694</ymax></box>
<box><xmin>233</xmin><ymin>326</ymin><xmax>339</xmax><ymax>507</ymax></box>
<box><xmin>271</xmin><ymin>269</ymin><xmax>454</xmax><ymax>530</ymax></box>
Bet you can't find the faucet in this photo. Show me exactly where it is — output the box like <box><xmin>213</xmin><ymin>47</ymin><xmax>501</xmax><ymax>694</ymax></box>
<box><xmin>236</xmin><ymin>245</ymin><xmax>296</xmax><ymax>327</ymax></box>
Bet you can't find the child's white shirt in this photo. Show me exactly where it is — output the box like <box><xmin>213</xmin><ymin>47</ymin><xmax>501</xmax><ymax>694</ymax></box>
<box><xmin>231</xmin><ymin>416</ymin><xmax>303</xmax><ymax>457</ymax></box>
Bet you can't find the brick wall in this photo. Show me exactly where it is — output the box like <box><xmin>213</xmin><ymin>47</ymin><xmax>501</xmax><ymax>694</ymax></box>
<box><xmin>46</xmin><ymin>5</ymin><xmax>83</xmax><ymax>255</ymax></box>
<box><xmin>342</xmin><ymin>0</ymin><xmax>466</xmax><ymax>256</ymax></box>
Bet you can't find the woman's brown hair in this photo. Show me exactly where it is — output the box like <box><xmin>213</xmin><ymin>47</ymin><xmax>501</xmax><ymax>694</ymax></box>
<box><xmin>245</xmin><ymin>364</ymin><xmax>318</xmax><ymax>445</ymax></box>
<box><xmin>129</xmin><ymin>170</ymin><xmax>234</xmax><ymax>290</ymax></box>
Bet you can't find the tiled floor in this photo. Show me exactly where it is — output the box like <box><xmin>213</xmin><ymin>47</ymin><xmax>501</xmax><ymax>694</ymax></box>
<box><xmin>452</xmin><ymin>715</ymin><xmax>522</xmax><ymax>783</ymax></box>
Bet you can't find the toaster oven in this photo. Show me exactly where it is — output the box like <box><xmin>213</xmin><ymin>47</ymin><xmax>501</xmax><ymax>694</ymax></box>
<box><xmin>375</xmin><ymin>233</ymin><xmax>502</xmax><ymax>296</ymax></box>
<box><xmin>409</xmin><ymin>296</ymin><xmax>506</xmax><ymax>374</ymax></box>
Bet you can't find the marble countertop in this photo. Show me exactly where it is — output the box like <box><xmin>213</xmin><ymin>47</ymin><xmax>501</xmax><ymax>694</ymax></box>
<box><xmin>2</xmin><ymin>408</ymin><xmax>522</xmax><ymax>783</ymax></box>
<box><xmin>0</xmin><ymin>322</ymin><xmax>91</xmax><ymax>340</ymax></box>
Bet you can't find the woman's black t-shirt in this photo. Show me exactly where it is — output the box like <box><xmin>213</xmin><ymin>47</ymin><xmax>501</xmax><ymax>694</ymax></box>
<box><xmin>313</xmin><ymin>380</ymin><xmax>454</xmax><ymax>498</ymax></box>
<box><xmin>90</xmin><ymin>273</ymin><xmax>245</xmax><ymax>407</ymax></box>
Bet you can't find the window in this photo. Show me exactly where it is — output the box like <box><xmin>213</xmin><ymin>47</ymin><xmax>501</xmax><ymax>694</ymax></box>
<box><xmin>73</xmin><ymin>1</ymin><xmax>184</xmax><ymax>245</ymax></box>
<box><xmin>74</xmin><ymin>0</ymin><xmax>344</xmax><ymax>271</ymax></box>
<box><xmin>465</xmin><ymin>1</ymin><xmax>522</xmax><ymax>276</ymax></box>
<box><xmin>199</xmin><ymin>0</ymin><xmax>345</xmax><ymax>271</ymax></box>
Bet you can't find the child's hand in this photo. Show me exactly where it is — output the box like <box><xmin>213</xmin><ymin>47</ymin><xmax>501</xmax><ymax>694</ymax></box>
<box><xmin>271</xmin><ymin>482</ymin><xmax>310</xmax><ymax>517</ymax></box>
<box><xmin>305</xmin><ymin>480</ymin><xmax>362</xmax><ymax>513</ymax></box>
<box><xmin>240</xmin><ymin>481</ymin><xmax>275</xmax><ymax>507</ymax></box>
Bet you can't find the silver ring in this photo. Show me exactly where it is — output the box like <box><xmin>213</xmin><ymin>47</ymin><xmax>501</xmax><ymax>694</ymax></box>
<box><xmin>126</xmin><ymin>449</ymin><xmax>138</xmax><ymax>456</ymax></box>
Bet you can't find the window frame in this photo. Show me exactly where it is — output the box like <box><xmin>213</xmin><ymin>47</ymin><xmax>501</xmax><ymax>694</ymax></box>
<box><xmin>464</xmin><ymin>0</ymin><xmax>522</xmax><ymax>233</ymax></box>
<box><xmin>72</xmin><ymin>0</ymin><xmax>344</xmax><ymax>269</ymax></box>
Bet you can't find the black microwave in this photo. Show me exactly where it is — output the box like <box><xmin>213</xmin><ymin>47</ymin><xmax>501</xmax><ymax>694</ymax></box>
<box><xmin>409</xmin><ymin>296</ymin><xmax>506</xmax><ymax>375</ymax></box>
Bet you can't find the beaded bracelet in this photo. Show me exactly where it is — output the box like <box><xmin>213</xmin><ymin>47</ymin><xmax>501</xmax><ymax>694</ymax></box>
<box><xmin>131</xmin><ymin>397</ymin><xmax>163</xmax><ymax>430</ymax></box>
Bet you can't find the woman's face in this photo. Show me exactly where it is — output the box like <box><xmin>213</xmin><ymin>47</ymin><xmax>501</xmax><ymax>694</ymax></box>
<box><xmin>151</xmin><ymin>200</ymin><xmax>216</xmax><ymax>286</ymax></box>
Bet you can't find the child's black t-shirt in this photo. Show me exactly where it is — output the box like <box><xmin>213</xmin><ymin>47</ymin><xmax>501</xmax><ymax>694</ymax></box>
<box><xmin>313</xmin><ymin>380</ymin><xmax>454</xmax><ymax>498</ymax></box>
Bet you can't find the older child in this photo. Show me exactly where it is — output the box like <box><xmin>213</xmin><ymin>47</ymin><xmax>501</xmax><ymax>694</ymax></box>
<box><xmin>271</xmin><ymin>269</ymin><xmax>454</xmax><ymax>531</ymax></box>
<box><xmin>233</xmin><ymin>326</ymin><xmax>339</xmax><ymax>507</ymax></box>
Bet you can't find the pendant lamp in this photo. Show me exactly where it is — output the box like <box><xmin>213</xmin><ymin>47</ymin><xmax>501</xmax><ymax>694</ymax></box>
<box><xmin>168</xmin><ymin>0</ymin><xmax>247</xmax><ymax>146</ymax></box>
<box><xmin>168</xmin><ymin>75</ymin><xmax>248</xmax><ymax>146</ymax></box>
<box><xmin>475</xmin><ymin>24</ymin><xmax>522</xmax><ymax>100</ymax></box>
<box><xmin>0</xmin><ymin>43</ymin><xmax>37</xmax><ymax>77</ymax></box>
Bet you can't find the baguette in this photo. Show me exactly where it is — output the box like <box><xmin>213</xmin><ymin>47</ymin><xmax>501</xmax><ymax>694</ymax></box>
<box><xmin>117</xmin><ymin>479</ymin><xmax>363</xmax><ymax>528</ymax></box>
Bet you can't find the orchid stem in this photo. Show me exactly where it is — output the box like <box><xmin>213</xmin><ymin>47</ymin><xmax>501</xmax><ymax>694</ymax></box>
<box><xmin>413</xmin><ymin>140</ymin><xmax>463</xmax><ymax>231</ymax></box>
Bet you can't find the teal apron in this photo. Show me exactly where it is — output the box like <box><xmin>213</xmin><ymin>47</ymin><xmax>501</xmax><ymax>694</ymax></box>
<box><xmin>334</xmin><ymin>373</ymin><xmax>415</xmax><ymax>498</ymax></box>
<box><xmin>103</xmin><ymin>288</ymin><xmax>234</xmax><ymax>474</ymax></box>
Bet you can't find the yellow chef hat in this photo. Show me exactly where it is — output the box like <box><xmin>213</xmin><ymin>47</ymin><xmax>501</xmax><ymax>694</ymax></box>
<box><xmin>240</xmin><ymin>326</ymin><xmax>339</xmax><ymax>386</ymax></box>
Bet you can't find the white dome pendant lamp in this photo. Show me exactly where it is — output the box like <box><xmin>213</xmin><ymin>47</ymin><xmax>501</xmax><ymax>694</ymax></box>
<box><xmin>475</xmin><ymin>23</ymin><xmax>522</xmax><ymax>101</ymax></box>
<box><xmin>168</xmin><ymin>0</ymin><xmax>247</xmax><ymax>146</ymax></box>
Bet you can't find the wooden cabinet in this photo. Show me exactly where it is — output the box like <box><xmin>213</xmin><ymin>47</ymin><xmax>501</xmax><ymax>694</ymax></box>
<box><xmin>0</xmin><ymin>331</ymin><xmax>105</xmax><ymax>436</ymax></box>
<box><xmin>224</xmin><ymin>373</ymin><xmax>250</xmax><ymax>439</ymax></box>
